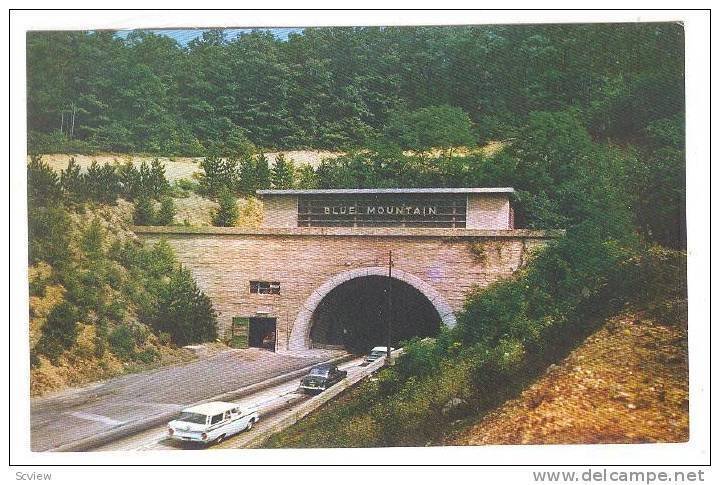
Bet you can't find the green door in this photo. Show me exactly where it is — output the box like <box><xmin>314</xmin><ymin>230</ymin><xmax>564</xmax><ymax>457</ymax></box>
<box><xmin>230</xmin><ymin>317</ymin><xmax>249</xmax><ymax>349</ymax></box>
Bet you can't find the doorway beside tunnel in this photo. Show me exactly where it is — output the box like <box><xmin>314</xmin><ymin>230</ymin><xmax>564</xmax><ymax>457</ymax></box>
<box><xmin>309</xmin><ymin>275</ymin><xmax>442</xmax><ymax>353</ymax></box>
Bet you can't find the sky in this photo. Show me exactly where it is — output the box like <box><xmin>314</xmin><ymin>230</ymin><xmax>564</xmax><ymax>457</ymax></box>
<box><xmin>115</xmin><ymin>28</ymin><xmax>304</xmax><ymax>45</ymax></box>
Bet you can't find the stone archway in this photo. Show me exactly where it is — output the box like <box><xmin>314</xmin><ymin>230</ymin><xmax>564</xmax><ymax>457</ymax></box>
<box><xmin>288</xmin><ymin>267</ymin><xmax>456</xmax><ymax>351</ymax></box>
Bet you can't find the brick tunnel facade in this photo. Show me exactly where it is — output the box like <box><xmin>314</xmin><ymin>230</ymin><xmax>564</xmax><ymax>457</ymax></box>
<box><xmin>134</xmin><ymin>226</ymin><xmax>558</xmax><ymax>351</ymax></box>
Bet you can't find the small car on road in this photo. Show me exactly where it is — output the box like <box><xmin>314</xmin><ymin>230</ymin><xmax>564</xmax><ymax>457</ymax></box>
<box><xmin>167</xmin><ymin>401</ymin><xmax>259</xmax><ymax>445</ymax></box>
<box><xmin>299</xmin><ymin>364</ymin><xmax>348</xmax><ymax>394</ymax></box>
<box><xmin>365</xmin><ymin>346</ymin><xmax>395</xmax><ymax>364</ymax></box>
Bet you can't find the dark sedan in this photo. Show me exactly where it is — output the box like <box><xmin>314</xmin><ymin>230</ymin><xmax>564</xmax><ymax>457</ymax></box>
<box><xmin>299</xmin><ymin>364</ymin><xmax>348</xmax><ymax>394</ymax></box>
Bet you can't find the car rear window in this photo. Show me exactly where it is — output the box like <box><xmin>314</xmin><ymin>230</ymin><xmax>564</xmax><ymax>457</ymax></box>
<box><xmin>177</xmin><ymin>412</ymin><xmax>207</xmax><ymax>425</ymax></box>
<box><xmin>309</xmin><ymin>367</ymin><xmax>330</xmax><ymax>377</ymax></box>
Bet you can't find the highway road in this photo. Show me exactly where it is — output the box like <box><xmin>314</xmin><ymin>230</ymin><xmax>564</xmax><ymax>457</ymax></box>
<box><xmin>31</xmin><ymin>348</ymin><xmax>345</xmax><ymax>451</ymax></box>
<box><xmin>94</xmin><ymin>356</ymin><xmax>368</xmax><ymax>451</ymax></box>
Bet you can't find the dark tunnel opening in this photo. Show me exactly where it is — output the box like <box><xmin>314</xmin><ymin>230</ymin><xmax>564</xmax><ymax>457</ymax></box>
<box><xmin>309</xmin><ymin>275</ymin><xmax>442</xmax><ymax>353</ymax></box>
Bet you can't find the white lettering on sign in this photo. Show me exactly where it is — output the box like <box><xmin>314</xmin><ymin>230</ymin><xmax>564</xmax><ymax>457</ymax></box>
<box><xmin>322</xmin><ymin>205</ymin><xmax>438</xmax><ymax>216</ymax></box>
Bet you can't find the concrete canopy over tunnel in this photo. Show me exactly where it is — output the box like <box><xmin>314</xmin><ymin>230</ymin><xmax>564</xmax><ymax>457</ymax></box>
<box><xmin>288</xmin><ymin>267</ymin><xmax>456</xmax><ymax>351</ymax></box>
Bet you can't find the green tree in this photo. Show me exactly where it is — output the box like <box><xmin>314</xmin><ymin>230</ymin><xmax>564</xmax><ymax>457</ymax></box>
<box><xmin>295</xmin><ymin>164</ymin><xmax>319</xmax><ymax>189</ymax></box>
<box><xmin>59</xmin><ymin>158</ymin><xmax>84</xmax><ymax>202</ymax></box>
<box><xmin>383</xmin><ymin>105</ymin><xmax>477</xmax><ymax>152</ymax></box>
<box><xmin>212</xmin><ymin>187</ymin><xmax>238</xmax><ymax>227</ymax></box>
<box><xmin>27</xmin><ymin>155</ymin><xmax>61</xmax><ymax>206</ymax></box>
<box><xmin>28</xmin><ymin>206</ymin><xmax>72</xmax><ymax>265</ymax></box>
<box><xmin>155</xmin><ymin>196</ymin><xmax>176</xmax><ymax>225</ymax></box>
<box><xmin>153</xmin><ymin>267</ymin><xmax>218</xmax><ymax>346</ymax></box>
<box><xmin>81</xmin><ymin>218</ymin><xmax>105</xmax><ymax>257</ymax></box>
<box><xmin>254</xmin><ymin>153</ymin><xmax>272</xmax><ymax>190</ymax></box>
<box><xmin>133</xmin><ymin>195</ymin><xmax>155</xmax><ymax>225</ymax></box>
<box><xmin>271</xmin><ymin>154</ymin><xmax>295</xmax><ymax>189</ymax></box>
<box><xmin>200</xmin><ymin>154</ymin><xmax>237</xmax><ymax>196</ymax></box>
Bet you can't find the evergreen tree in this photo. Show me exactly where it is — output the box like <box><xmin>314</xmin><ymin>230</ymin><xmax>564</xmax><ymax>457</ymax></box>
<box><xmin>212</xmin><ymin>187</ymin><xmax>238</xmax><ymax>227</ymax></box>
<box><xmin>133</xmin><ymin>195</ymin><xmax>155</xmax><ymax>225</ymax></box>
<box><xmin>153</xmin><ymin>266</ymin><xmax>218</xmax><ymax>346</ymax></box>
<box><xmin>200</xmin><ymin>154</ymin><xmax>237</xmax><ymax>197</ymax></box>
<box><xmin>148</xmin><ymin>158</ymin><xmax>170</xmax><ymax>197</ymax></box>
<box><xmin>295</xmin><ymin>164</ymin><xmax>320</xmax><ymax>189</ymax></box>
<box><xmin>254</xmin><ymin>153</ymin><xmax>271</xmax><ymax>190</ymax></box>
<box><xmin>271</xmin><ymin>153</ymin><xmax>295</xmax><ymax>189</ymax></box>
<box><xmin>236</xmin><ymin>154</ymin><xmax>258</xmax><ymax>195</ymax></box>
<box><xmin>59</xmin><ymin>158</ymin><xmax>83</xmax><ymax>202</ymax></box>
<box><xmin>155</xmin><ymin>196</ymin><xmax>176</xmax><ymax>225</ymax></box>
<box><xmin>27</xmin><ymin>155</ymin><xmax>61</xmax><ymax>206</ymax></box>
<box><xmin>34</xmin><ymin>301</ymin><xmax>79</xmax><ymax>363</ymax></box>
<box><xmin>117</xmin><ymin>161</ymin><xmax>141</xmax><ymax>200</ymax></box>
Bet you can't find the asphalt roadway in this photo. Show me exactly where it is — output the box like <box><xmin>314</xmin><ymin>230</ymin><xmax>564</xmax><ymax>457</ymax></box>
<box><xmin>95</xmin><ymin>356</ymin><xmax>369</xmax><ymax>451</ymax></box>
<box><xmin>31</xmin><ymin>347</ymin><xmax>344</xmax><ymax>451</ymax></box>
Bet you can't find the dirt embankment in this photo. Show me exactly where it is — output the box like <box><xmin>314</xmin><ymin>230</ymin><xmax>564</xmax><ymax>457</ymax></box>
<box><xmin>444</xmin><ymin>312</ymin><xmax>689</xmax><ymax>445</ymax></box>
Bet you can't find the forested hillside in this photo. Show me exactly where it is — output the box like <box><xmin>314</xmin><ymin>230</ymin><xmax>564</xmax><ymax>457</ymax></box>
<box><xmin>26</xmin><ymin>23</ymin><xmax>687</xmax><ymax>417</ymax></box>
<box><xmin>28</xmin><ymin>24</ymin><xmax>682</xmax><ymax>152</ymax></box>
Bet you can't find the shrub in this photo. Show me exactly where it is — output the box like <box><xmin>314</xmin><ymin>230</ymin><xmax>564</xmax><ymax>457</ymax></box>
<box><xmin>34</xmin><ymin>301</ymin><xmax>79</xmax><ymax>363</ymax></box>
<box><xmin>135</xmin><ymin>348</ymin><xmax>159</xmax><ymax>364</ymax></box>
<box><xmin>109</xmin><ymin>324</ymin><xmax>135</xmax><ymax>360</ymax></box>
<box><xmin>81</xmin><ymin>218</ymin><xmax>105</xmax><ymax>257</ymax></box>
<box><xmin>28</xmin><ymin>205</ymin><xmax>72</xmax><ymax>265</ymax></box>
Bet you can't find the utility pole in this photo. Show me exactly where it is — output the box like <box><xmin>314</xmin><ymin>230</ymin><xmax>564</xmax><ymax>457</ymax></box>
<box><xmin>386</xmin><ymin>250</ymin><xmax>393</xmax><ymax>366</ymax></box>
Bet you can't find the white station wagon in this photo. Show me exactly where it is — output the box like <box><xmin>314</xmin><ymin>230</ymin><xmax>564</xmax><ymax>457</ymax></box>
<box><xmin>167</xmin><ymin>401</ymin><xmax>259</xmax><ymax>445</ymax></box>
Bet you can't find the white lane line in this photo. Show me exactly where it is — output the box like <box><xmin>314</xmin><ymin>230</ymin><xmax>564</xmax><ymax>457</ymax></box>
<box><xmin>68</xmin><ymin>411</ymin><xmax>126</xmax><ymax>427</ymax></box>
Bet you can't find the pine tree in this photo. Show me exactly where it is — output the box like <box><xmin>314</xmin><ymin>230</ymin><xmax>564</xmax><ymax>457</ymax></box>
<box><xmin>237</xmin><ymin>154</ymin><xmax>257</xmax><ymax>195</ymax></box>
<box><xmin>133</xmin><ymin>195</ymin><xmax>155</xmax><ymax>225</ymax></box>
<box><xmin>149</xmin><ymin>158</ymin><xmax>170</xmax><ymax>197</ymax></box>
<box><xmin>212</xmin><ymin>187</ymin><xmax>238</xmax><ymax>227</ymax></box>
<box><xmin>154</xmin><ymin>266</ymin><xmax>218</xmax><ymax>346</ymax></box>
<box><xmin>28</xmin><ymin>155</ymin><xmax>61</xmax><ymax>206</ymax></box>
<box><xmin>295</xmin><ymin>164</ymin><xmax>319</xmax><ymax>189</ymax></box>
<box><xmin>59</xmin><ymin>157</ymin><xmax>83</xmax><ymax>202</ymax></box>
<box><xmin>155</xmin><ymin>196</ymin><xmax>176</xmax><ymax>225</ymax></box>
<box><xmin>254</xmin><ymin>153</ymin><xmax>271</xmax><ymax>191</ymax></box>
<box><xmin>271</xmin><ymin>153</ymin><xmax>295</xmax><ymax>189</ymax></box>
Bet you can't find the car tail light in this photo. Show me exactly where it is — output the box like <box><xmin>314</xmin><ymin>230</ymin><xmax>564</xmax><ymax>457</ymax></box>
<box><xmin>168</xmin><ymin>428</ymin><xmax>174</xmax><ymax>436</ymax></box>
<box><xmin>201</xmin><ymin>432</ymin><xmax>208</xmax><ymax>441</ymax></box>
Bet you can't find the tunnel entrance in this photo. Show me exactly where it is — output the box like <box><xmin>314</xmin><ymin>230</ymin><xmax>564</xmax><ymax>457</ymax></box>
<box><xmin>309</xmin><ymin>275</ymin><xmax>442</xmax><ymax>353</ymax></box>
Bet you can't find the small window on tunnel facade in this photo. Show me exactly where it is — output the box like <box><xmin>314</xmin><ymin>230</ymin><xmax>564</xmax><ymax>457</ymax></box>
<box><xmin>250</xmin><ymin>281</ymin><xmax>280</xmax><ymax>295</ymax></box>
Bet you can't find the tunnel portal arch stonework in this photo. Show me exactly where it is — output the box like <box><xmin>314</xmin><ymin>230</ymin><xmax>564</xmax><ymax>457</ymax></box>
<box><xmin>134</xmin><ymin>226</ymin><xmax>560</xmax><ymax>352</ymax></box>
<box><xmin>288</xmin><ymin>266</ymin><xmax>456</xmax><ymax>351</ymax></box>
